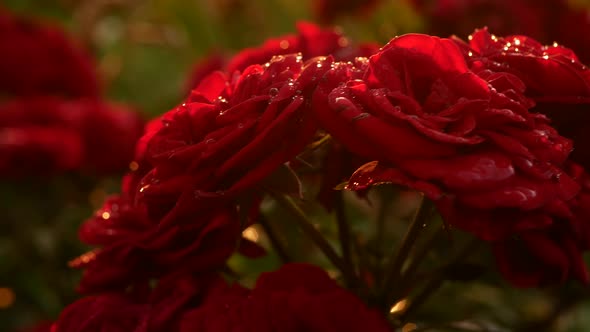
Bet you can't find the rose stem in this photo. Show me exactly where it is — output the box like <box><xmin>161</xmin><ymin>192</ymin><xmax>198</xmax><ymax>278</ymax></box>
<box><xmin>399</xmin><ymin>238</ymin><xmax>481</xmax><ymax>321</ymax></box>
<box><xmin>380</xmin><ymin>194</ymin><xmax>428</xmax><ymax>304</ymax></box>
<box><xmin>387</xmin><ymin>227</ymin><xmax>445</xmax><ymax>301</ymax></box>
<box><xmin>258</xmin><ymin>214</ymin><xmax>292</xmax><ymax>263</ymax></box>
<box><xmin>334</xmin><ymin>191</ymin><xmax>358</xmax><ymax>288</ymax></box>
<box><xmin>272</xmin><ymin>193</ymin><xmax>350</xmax><ymax>277</ymax></box>
<box><xmin>374</xmin><ymin>187</ymin><xmax>395</xmax><ymax>284</ymax></box>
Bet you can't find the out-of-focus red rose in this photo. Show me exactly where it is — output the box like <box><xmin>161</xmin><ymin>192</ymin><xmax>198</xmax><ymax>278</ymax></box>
<box><xmin>0</xmin><ymin>126</ymin><xmax>83</xmax><ymax>176</ymax></box>
<box><xmin>409</xmin><ymin>0</ymin><xmax>590</xmax><ymax>64</ymax></box>
<box><xmin>0</xmin><ymin>97</ymin><xmax>144</xmax><ymax>176</ymax></box>
<box><xmin>454</xmin><ymin>28</ymin><xmax>590</xmax><ymax>170</ymax></box>
<box><xmin>0</xmin><ymin>9</ymin><xmax>99</xmax><ymax>98</ymax></box>
<box><xmin>313</xmin><ymin>34</ymin><xmax>585</xmax><ymax>286</ymax></box>
<box><xmin>179</xmin><ymin>263</ymin><xmax>392</xmax><ymax>332</ymax></box>
<box><xmin>314</xmin><ymin>0</ymin><xmax>381</xmax><ymax>24</ymax></box>
<box><xmin>81</xmin><ymin>101</ymin><xmax>145</xmax><ymax>173</ymax></box>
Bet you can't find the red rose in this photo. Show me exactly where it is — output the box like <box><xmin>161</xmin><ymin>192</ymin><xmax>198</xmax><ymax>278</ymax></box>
<box><xmin>72</xmin><ymin>55</ymin><xmax>326</xmax><ymax>292</ymax></box>
<box><xmin>455</xmin><ymin>28</ymin><xmax>590</xmax><ymax>170</ymax></box>
<box><xmin>311</xmin><ymin>34</ymin><xmax>585</xmax><ymax>285</ymax></box>
<box><xmin>179</xmin><ymin>263</ymin><xmax>392</xmax><ymax>332</ymax></box>
<box><xmin>138</xmin><ymin>53</ymin><xmax>325</xmax><ymax>220</ymax></box>
<box><xmin>0</xmin><ymin>8</ymin><xmax>99</xmax><ymax>98</ymax></box>
<box><xmin>0</xmin><ymin>97</ymin><xmax>144</xmax><ymax>176</ymax></box>
<box><xmin>72</xmin><ymin>193</ymin><xmax>240</xmax><ymax>293</ymax></box>
<box><xmin>0</xmin><ymin>125</ymin><xmax>83</xmax><ymax>176</ymax></box>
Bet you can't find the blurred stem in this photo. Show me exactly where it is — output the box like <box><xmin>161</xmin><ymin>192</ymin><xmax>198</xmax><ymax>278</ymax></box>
<box><xmin>271</xmin><ymin>193</ymin><xmax>350</xmax><ymax>278</ymax></box>
<box><xmin>374</xmin><ymin>186</ymin><xmax>396</xmax><ymax>283</ymax></box>
<box><xmin>387</xmin><ymin>227</ymin><xmax>444</xmax><ymax>302</ymax></box>
<box><xmin>380</xmin><ymin>194</ymin><xmax>428</xmax><ymax>306</ymax></box>
<box><xmin>334</xmin><ymin>191</ymin><xmax>357</xmax><ymax>288</ymax></box>
<box><xmin>258</xmin><ymin>214</ymin><xmax>292</xmax><ymax>263</ymax></box>
<box><xmin>399</xmin><ymin>238</ymin><xmax>481</xmax><ymax>322</ymax></box>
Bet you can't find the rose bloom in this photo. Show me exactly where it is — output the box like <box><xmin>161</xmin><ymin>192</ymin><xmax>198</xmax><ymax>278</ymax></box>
<box><xmin>186</xmin><ymin>22</ymin><xmax>378</xmax><ymax>90</ymax></box>
<box><xmin>138</xmin><ymin>53</ymin><xmax>326</xmax><ymax>220</ymax></box>
<box><xmin>0</xmin><ymin>97</ymin><xmax>143</xmax><ymax>176</ymax></box>
<box><xmin>0</xmin><ymin>8</ymin><xmax>99</xmax><ymax>98</ymax></box>
<box><xmin>453</xmin><ymin>28</ymin><xmax>590</xmax><ymax>170</ymax></box>
<box><xmin>313</xmin><ymin>33</ymin><xmax>587</xmax><ymax>286</ymax></box>
<box><xmin>179</xmin><ymin>263</ymin><xmax>392</xmax><ymax>332</ymax></box>
<box><xmin>72</xmin><ymin>192</ymin><xmax>244</xmax><ymax>292</ymax></box>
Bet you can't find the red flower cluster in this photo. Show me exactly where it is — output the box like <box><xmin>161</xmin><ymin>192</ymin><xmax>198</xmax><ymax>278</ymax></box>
<box><xmin>0</xmin><ymin>9</ymin><xmax>144</xmax><ymax>176</ymax></box>
<box><xmin>55</xmin><ymin>20</ymin><xmax>590</xmax><ymax>331</ymax></box>
<box><xmin>72</xmin><ymin>50</ymin><xmax>331</xmax><ymax>292</ymax></box>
